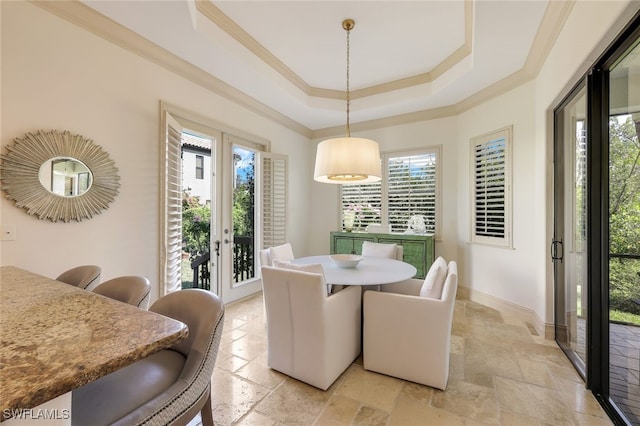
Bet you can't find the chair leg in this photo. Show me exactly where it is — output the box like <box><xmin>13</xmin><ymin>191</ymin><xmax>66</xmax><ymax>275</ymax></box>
<box><xmin>200</xmin><ymin>391</ymin><xmax>214</xmax><ymax>426</ymax></box>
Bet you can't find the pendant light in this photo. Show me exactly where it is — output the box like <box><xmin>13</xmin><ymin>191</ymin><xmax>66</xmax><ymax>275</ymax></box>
<box><xmin>314</xmin><ymin>19</ymin><xmax>381</xmax><ymax>184</ymax></box>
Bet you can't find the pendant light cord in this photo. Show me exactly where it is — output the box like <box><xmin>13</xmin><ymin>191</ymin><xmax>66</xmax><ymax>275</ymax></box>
<box><xmin>345</xmin><ymin>21</ymin><xmax>352</xmax><ymax>137</ymax></box>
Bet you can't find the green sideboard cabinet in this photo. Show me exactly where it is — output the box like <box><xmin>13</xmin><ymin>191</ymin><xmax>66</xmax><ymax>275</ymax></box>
<box><xmin>330</xmin><ymin>231</ymin><xmax>435</xmax><ymax>279</ymax></box>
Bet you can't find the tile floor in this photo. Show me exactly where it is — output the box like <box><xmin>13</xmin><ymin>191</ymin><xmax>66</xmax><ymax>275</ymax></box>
<box><xmin>205</xmin><ymin>293</ymin><xmax>613</xmax><ymax>425</ymax></box>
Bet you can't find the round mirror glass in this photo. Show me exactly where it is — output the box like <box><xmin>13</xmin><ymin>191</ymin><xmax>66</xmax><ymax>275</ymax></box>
<box><xmin>38</xmin><ymin>157</ymin><xmax>93</xmax><ymax>197</ymax></box>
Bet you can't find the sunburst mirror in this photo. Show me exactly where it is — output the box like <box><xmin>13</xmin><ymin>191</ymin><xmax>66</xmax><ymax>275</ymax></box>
<box><xmin>1</xmin><ymin>130</ymin><xmax>120</xmax><ymax>222</ymax></box>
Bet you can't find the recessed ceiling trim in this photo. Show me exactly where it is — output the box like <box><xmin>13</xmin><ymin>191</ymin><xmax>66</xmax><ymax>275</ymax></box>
<box><xmin>523</xmin><ymin>0</ymin><xmax>575</xmax><ymax>77</ymax></box>
<box><xmin>33</xmin><ymin>0</ymin><xmax>312</xmax><ymax>138</ymax></box>
<box><xmin>311</xmin><ymin>105</ymin><xmax>459</xmax><ymax>140</ymax></box>
<box><xmin>32</xmin><ymin>0</ymin><xmax>572</xmax><ymax>139</ymax></box>
<box><xmin>197</xmin><ymin>0</ymin><xmax>474</xmax><ymax>101</ymax></box>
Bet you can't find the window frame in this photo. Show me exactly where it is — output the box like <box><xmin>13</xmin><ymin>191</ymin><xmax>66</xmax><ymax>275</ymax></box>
<box><xmin>195</xmin><ymin>154</ymin><xmax>204</xmax><ymax>179</ymax></box>
<box><xmin>469</xmin><ymin>125</ymin><xmax>513</xmax><ymax>248</ymax></box>
<box><xmin>340</xmin><ymin>146</ymin><xmax>442</xmax><ymax>238</ymax></box>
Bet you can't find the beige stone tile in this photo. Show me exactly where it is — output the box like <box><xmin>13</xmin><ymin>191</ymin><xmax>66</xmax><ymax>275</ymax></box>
<box><xmin>224</xmin><ymin>316</ymin><xmax>249</xmax><ymax>331</ymax></box>
<box><xmin>546</xmin><ymin>363</ymin><xmax>583</xmax><ymax>384</ymax></box>
<box><xmin>235</xmin><ymin>351</ymin><xmax>287</xmax><ymax>390</ymax></box>
<box><xmin>431</xmin><ymin>379</ymin><xmax>500</xmax><ymax>424</ymax></box>
<box><xmin>216</xmin><ymin>353</ymin><xmax>249</xmax><ymax>373</ymax></box>
<box><xmin>493</xmin><ymin>376</ymin><xmax>578</xmax><ymax>424</ymax></box>
<box><xmin>516</xmin><ymin>358</ymin><xmax>556</xmax><ymax>389</ymax></box>
<box><xmin>206</xmin><ymin>293</ymin><xmax>615</xmax><ymax>425</ymax></box>
<box><xmin>399</xmin><ymin>381</ymin><xmax>433</xmax><ymax>404</ymax></box>
<box><xmin>499</xmin><ymin>410</ymin><xmax>545</xmax><ymax>426</ymax></box>
<box><xmin>450</xmin><ymin>334</ymin><xmax>465</xmax><ymax>355</ymax></box>
<box><xmin>572</xmin><ymin>412</ymin><xmax>614</xmax><ymax>425</ymax></box>
<box><xmin>236</xmin><ymin>411</ymin><xmax>277</xmax><ymax>426</ymax></box>
<box><xmin>211</xmin><ymin>369</ymin><xmax>270</xmax><ymax>426</ymax></box>
<box><xmin>552</xmin><ymin>376</ymin><xmax>610</xmax><ymax>419</ymax></box>
<box><xmin>335</xmin><ymin>364</ymin><xmax>404</xmax><ymax>412</ymax></box>
<box><xmin>353</xmin><ymin>405</ymin><xmax>389</xmax><ymax>426</ymax></box>
<box><xmin>510</xmin><ymin>341</ymin><xmax>571</xmax><ymax>368</ymax></box>
<box><xmin>227</xmin><ymin>332</ymin><xmax>268</xmax><ymax>361</ymax></box>
<box><xmin>464</xmin><ymin>302</ymin><xmax>504</xmax><ymax>323</ymax></box>
<box><xmin>239</xmin><ymin>317</ymin><xmax>268</xmax><ymax>335</ymax></box>
<box><xmin>314</xmin><ymin>395</ymin><xmax>360</xmax><ymax>425</ymax></box>
<box><xmin>463</xmin><ymin>337</ymin><xmax>523</xmax><ymax>388</ymax></box>
<box><xmin>390</xmin><ymin>392</ymin><xmax>485</xmax><ymax>426</ymax></box>
<box><xmin>221</xmin><ymin>328</ymin><xmax>248</xmax><ymax>343</ymax></box>
<box><xmin>255</xmin><ymin>379</ymin><xmax>332</xmax><ymax>424</ymax></box>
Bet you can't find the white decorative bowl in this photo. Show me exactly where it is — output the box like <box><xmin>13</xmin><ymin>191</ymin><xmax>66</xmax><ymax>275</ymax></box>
<box><xmin>330</xmin><ymin>254</ymin><xmax>363</xmax><ymax>269</ymax></box>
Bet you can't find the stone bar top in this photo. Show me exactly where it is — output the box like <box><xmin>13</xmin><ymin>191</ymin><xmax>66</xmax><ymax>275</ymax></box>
<box><xmin>0</xmin><ymin>266</ymin><xmax>188</xmax><ymax>421</ymax></box>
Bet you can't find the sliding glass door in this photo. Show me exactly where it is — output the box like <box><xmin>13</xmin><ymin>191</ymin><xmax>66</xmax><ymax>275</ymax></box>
<box><xmin>554</xmin><ymin>85</ymin><xmax>588</xmax><ymax>376</ymax></box>
<box><xmin>607</xmin><ymin>33</ymin><xmax>640</xmax><ymax>425</ymax></box>
<box><xmin>554</xmin><ymin>14</ymin><xmax>640</xmax><ymax>425</ymax></box>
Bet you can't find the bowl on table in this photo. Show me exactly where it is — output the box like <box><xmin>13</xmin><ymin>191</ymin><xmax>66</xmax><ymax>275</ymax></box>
<box><xmin>330</xmin><ymin>254</ymin><xmax>363</xmax><ymax>269</ymax></box>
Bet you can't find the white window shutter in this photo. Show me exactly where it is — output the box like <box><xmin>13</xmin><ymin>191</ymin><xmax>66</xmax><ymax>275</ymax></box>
<box><xmin>259</xmin><ymin>152</ymin><xmax>288</xmax><ymax>249</ymax></box>
<box><xmin>160</xmin><ymin>110</ymin><xmax>184</xmax><ymax>296</ymax></box>
<box><xmin>387</xmin><ymin>151</ymin><xmax>438</xmax><ymax>234</ymax></box>
<box><xmin>471</xmin><ymin>126</ymin><xmax>512</xmax><ymax>247</ymax></box>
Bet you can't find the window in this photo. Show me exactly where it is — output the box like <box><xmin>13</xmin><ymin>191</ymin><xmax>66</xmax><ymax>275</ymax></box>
<box><xmin>341</xmin><ymin>147</ymin><xmax>441</xmax><ymax>236</ymax></box>
<box><xmin>195</xmin><ymin>155</ymin><xmax>204</xmax><ymax>179</ymax></box>
<box><xmin>470</xmin><ymin>126</ymin><xmax>512</xmax><ymax>247</ymax></box>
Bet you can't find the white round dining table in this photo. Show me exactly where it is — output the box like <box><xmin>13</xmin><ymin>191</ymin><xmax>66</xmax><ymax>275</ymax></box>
<box><xmin>291</xmin><ymin>255</ymin><xmax>417</xmax><ymax>286</ymax></box>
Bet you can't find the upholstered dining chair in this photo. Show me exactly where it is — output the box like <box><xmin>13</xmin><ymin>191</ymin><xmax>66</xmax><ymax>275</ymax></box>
<box><xmin>56</xmin><ymin>265</ymin><xmax>102</xmax><ymax>291</ymax></box>
<box><xmin>268</xmin><ymin>242</ymin><xmax>295</xmax><ymax>263</ymax></box>
<box><xmin>259</xmin><ymin>249</ymin><xmax>271</xmax><ymax>267</ymax></box>
<box><xmin>72</xmin><ymin>289</ymin><xmax>225</xmax><ymax>426</ymax></box>
<box><xmin>354</xmin><ymin>241</ymin><xmax>404</xmax><ymax>292</ymax></box>
<box><xmin>92</xmin><ymin>276</ymin><xmax>151</xmax><ymax>309</ymax></box>
<box><xmin>261</xmin><ymin>265</ymin><xmax>361</xmax><ymax>390</ymax></box>
<box><xmin>363</xmin><ymin>259</ymin><xmax>458</xmax><ymax>390</ymax></box>
<box><xmin>361</xmin><ymin>240</ymin><xmax>403</xmax><ymax>261</ymax></box>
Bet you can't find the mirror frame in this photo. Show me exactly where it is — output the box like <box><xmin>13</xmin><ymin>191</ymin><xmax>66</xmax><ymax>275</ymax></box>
<box><xmin>1</xmin><ymin>130</ymin><xmax>120</xmax><ymax>222</ymax></box>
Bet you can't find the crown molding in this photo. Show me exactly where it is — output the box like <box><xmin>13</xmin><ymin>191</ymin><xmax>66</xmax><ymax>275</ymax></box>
<box><xmin>195</xmin><ymin>0</ymin><xmax>474</xmax><ymax>101</ymax></box>
<box><xmin>32</xmin><ymin>0</ymin><xmax>313</xmax><ymax>138</ymax></box>
<box><xmin>31</xmin><ymin>0</ymin><xmax>572</xmax><ymax>139</ymax></box>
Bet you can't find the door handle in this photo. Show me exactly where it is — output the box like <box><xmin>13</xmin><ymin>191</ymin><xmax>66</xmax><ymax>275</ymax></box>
<box><xmin>551</xmin><ymin>239</ymin><xmax>563</xmax><ymax>262</ymax></box>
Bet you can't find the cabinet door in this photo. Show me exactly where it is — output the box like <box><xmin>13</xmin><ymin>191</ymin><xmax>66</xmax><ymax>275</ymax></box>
<box><xmin>332</xmin><ymin>233</ymin><xmax>375</xmax><ymax>254</ymax></box>
<box><xmin>333</xmin><ymin>236</ymin><xmax>355</xmax><ymax>254</ymax></box>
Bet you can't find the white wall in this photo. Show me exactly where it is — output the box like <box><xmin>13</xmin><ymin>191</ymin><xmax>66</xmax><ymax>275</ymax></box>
<box><xmin>0</xmin><ymin>2</ymin><xmax>312</xmax><ymax>303</ymax></box>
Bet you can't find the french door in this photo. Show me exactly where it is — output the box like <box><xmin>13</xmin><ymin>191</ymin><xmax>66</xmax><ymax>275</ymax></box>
<box><xmin>161</xmin><ymin>105</ymin><xmax>287</xmax><ymax>304</ymax></box>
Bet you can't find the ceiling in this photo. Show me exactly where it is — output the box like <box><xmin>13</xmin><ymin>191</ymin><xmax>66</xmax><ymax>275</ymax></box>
<box><xmin>77</xmin><ymin>1</ymin><xmax>564</xmax><ymax>134</ymax></box>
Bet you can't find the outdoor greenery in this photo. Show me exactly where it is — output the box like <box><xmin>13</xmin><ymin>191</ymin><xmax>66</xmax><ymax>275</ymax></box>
<box><xmin>182</xmin><ymin>191</ymin><xmax>211</xmax><ymax>259</ymax></box>
<box><xmin>233</xmin><ymin>151</ymin><xmax>255</xmax><ymax>237</ymax></box>
<box><xmin>609</xmin><ymin>116</ymin><xmax>640</xmax><ymax>322</ymax></box>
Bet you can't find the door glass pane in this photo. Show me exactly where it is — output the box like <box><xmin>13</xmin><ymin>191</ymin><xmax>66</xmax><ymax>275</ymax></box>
<box><xmin>232</xmin><ymin>145</ymin><xmax>256</xmax><ymax>285</ymax></box>
<box><xmin>181</xmin><ymin>132</ymin><xmax>213</xmax><ymax>290</ymax></box>
<box><xmin>608</xmin><ymin>36</ymin><xmax>640</xmax><ymax>424</ymax></box>
<box><xmin>555</xmin><ymin>87</ymin><xmax>588</xmax><ymax>371</ymax></box>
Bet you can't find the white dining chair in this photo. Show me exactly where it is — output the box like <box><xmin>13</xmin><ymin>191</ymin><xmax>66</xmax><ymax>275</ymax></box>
<box><xmin>261</xmin><ymin>265</ymin><xmax>361</xmax><ymax>390</ymax></box>
<box><xmin>268</xmin><ymin>243</ymin><xmax>295</xmax><ymax>263</ymax></box>
<box><xmin>363</xmin><ymin>259</ymin><xmax>458</xmax><ymax>390</ymax></box>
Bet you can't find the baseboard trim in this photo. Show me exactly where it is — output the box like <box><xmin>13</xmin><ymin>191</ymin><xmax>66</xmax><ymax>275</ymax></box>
<box><xmin>458</xmin><ymin>285</ymin><xmax>554</xmax><ymax>339</ymax></box>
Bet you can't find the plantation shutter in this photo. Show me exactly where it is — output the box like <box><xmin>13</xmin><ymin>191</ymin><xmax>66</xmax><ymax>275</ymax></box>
<box><xmin>387</xmin><ymin>152</ymin><xmax>437</xmax><ymax>233</ymax></box>
<box><xmin>341</xmin><ymin>182</ymin><xmax>382</xmax><ymax>231</ymax></box>
<box><xmin>471</xmin><ymin>126</ymin><xmax>512</xmax><ymax>247</ymax></box>
<box><xmin>160</xmin><ymin>110</ymin><xmax>183</xmax><ymax>296</ymax></box>
<box><xmin>260</xmin><ymin>152</ymin><xmax>288</xmax><ymax>249</ymax></box>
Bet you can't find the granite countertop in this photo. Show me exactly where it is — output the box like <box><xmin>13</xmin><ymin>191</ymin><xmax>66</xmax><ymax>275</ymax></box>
<box><xmin>0</xmin><ymin>266</ymin><xmax>188</xmax><ymax>421</ymax></box>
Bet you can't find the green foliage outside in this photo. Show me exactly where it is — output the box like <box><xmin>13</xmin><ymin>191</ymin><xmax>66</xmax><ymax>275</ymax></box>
<box><xmin>609</xmin><ymin>116</ymin><xmax>640</xmax><ymax>324</ymax></box>
<box><xmin>233</xmin><ymin>151</ymin><xmax>255</xmax><ymax>237</ymax></box>
<box><xmin>182</xmin><ymin>192</ymin><xmax>211</xmax><ymax>259</ymax></box>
